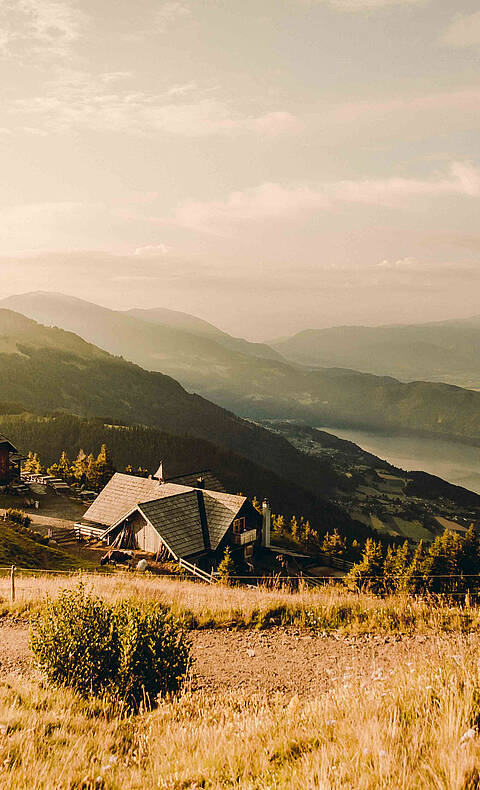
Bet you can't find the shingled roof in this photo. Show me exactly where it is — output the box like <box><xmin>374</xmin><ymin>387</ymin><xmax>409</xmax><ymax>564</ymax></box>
<box><xmin>81</xmin><ymin>473</ymin><xmax>190</xmax><ymax>528</ymax></box>
<box><xmin>203</xmin><ymin>491</ymin><xmax>247</xmax><ymax>549</ymax></box>
<box><xmin>139</xmin><ymin>491</ymin><xmax>205</xmax><ymax>558</ymax></box>
<box><xmin>91</xmin><ymin>470</ymin><xmax>252</xmax><ymax>558</ymax></box>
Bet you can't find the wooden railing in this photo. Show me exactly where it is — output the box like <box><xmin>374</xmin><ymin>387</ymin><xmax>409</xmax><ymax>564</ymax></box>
<box><xmin>177</xmin><ymin>557</ymin><xmax>216</xmax><ymax>584</ymax></box>
<box><xmin>74</xmin><ymin>523</ymin><xmax>106</xmax><ymax>541</ymax></box>
<box><xmin>232</xmin><ymin>529</ymin><xmax>257</xmax><ymax>546</ymax></box>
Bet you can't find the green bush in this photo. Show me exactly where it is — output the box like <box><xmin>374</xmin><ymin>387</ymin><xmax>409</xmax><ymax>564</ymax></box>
<box><xmin>114</xmin><ymin>601</ymin><xmax>191</xmax><ymax>708</ymax></box>
<box><xmin>6</xmin><ymin>508</ymin><xmax>31</xmax><ymax>528</ymax></box>
<box><xmin>30</xmin><ymin>585</ymin><xmax>190</xmax><ymax>711</ymax></box>
<box><xmin>30</xmin><ymin>585</ymin><xmax>119</xmax><ymax>698</ymax></box>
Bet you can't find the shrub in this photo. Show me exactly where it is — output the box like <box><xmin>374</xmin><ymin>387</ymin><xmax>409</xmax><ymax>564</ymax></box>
<box><xmin>30</xmin><ymin>585</ymin><xmax>119</xmax><ymax>698</ymax></box>
<box><xmin>30</xmin><ymin>585</ymin><xmax>190</xmax><ymax>711</ymax></box>
<box><xmin>6</xmin><ymin>508</ymin><xmax>31</xmax><ymax>528</ymax></box>
<box><xmin>114</xmin><ymin>602</ymin><xmax>191</xmax><ymax>708</ymax></box>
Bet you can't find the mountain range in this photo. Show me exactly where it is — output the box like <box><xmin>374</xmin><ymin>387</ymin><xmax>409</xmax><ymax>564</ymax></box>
<box><xmin>272</xmin><ymin>318</ymin><xmax>480</xmax><ymax>389</ymax></box>
<box><xmin>3</xmin><ymin>292</ymin><xmax>480</xmax><ymax>445</ymax></box>
<box><xmin>0</xmin><ymin>307</ymin><xmax>361</xmax><ymax>536</ymax></box>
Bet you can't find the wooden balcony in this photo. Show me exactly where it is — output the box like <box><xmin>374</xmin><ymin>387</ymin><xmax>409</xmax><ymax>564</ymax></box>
<box><xmin>232</xmin><ymin>528</ymin><xmax>257</xmax><ymax>546</ymax></box>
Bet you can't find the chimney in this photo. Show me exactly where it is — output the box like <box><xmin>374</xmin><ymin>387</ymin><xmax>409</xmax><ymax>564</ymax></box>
<box><xmin>153</xmin><ymin>461</ymin><xmax>164</xmax><ymax>482</ymax></box>
<box><xmin>262</xmin><ymin>499</ymin><xmax>271</xmax><ymax>548</ymax></box>
<box><xmin>196</xmin><ymin>476</ymin><xmax>205</xmax><ymax>489</ymax></box>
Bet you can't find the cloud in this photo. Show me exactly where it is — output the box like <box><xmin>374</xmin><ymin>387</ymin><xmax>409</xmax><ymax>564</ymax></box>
<box><xmin>441</xmin><ymin>12</ymin><xmax>480</xmax><ymax>48</ymax></box>
<box><xmin>156</xmin><ymin>1</ymin><xmax>191</xmax><ymax>31</ymax></box>
<box><xmin>0</xmin><ymin>0</ymin><xmax>83</xmax><ymax>59</ymax></box>
<box><xmin>301</xmin><ymin>0</ymin><xmax>426</xmax><ymax>10</ymax></box>
<box><xmin>172</xmin><ymin>162</ymin><xmax>480</xmax><ymax>233</ymax></box>
<box><xmin>133</xmin><ymin>243</ymin><xmax>171</xmax><ymax>256</ymax></box>
<box><xmin>11</xmin><ymin>72</ymin><xmax>300</xmax><ymax>137</ymax></box>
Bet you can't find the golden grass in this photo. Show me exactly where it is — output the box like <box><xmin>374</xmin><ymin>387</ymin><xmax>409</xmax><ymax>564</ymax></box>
<box><xmin>2</xmin><ymin>641</ymin><xmax>480</xmax><ymax>787</ymax></box>
<box><xmin>0</xmin><ymin>570</ymin><xmax>478</xmax><ymax>634</ymax></box>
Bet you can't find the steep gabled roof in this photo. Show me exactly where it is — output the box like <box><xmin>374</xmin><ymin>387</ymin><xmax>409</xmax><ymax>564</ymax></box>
<box><xmin>139</xmin><ymin>491</ymin><xmax>205</xmax><ymax>558</ymax></box>
<box><xmin>82</xmin><ymin>472</ymin><xmax>190</xmax><ymax>528</ymax></box>
<box><xmin>82</xmin><ymin>470</ymin><xmax>256</xmax><ymax>558</ymax></box>
<box><xmin>203</xmin><ymin>491</ymin><xmax>246</xmax><ymax>549</ymax></box>
<box><xmin>0</xmin><ymin>434</ymin><xmax>17</xmax><ymax>453</ymax></box>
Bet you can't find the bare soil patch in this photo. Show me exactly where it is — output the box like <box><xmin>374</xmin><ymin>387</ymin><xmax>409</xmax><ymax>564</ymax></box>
<box><xmin>2</xmin><ymin>622</ymin><xmax>479</xmax><ymax>698</ymax></box>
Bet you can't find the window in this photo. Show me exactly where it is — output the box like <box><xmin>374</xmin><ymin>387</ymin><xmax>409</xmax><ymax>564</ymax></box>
<box><xmin>244</xmin><ymin>545</ymin><xmax>253</xmax><ymax>559</ymax></box>
<box><xmin>233</xmin><ymin>517</ymin><xmax>245</xmax><ymax>534</ymax></box>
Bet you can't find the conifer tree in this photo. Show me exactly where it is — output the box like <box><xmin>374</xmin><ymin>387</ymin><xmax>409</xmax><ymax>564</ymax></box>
<box><xmin>96</xmin><ymin>444</ymin><xmax>115</xmax><ymax>489</ymax></box>
<box><xmin>85</xmin><ymin>453</ymin><xmax>99</xmax><ymax>490</ymax></box>
<box><xmin>321</xmin><ymin>529</ymin><xmax>346</xmax><ymax>559</ymax></box>
<box><xmin>217</xmin><ymin>546</ymin><xmax>236</xmax><ymax>585</ymax></box>
<box><xmin>345</xmin><ymin>538</ymin><xmax>384</xmax><ymax>594</ymax></box>
<box><xmin>73</xmin><ymin>449</ymin><xmax>88</xmax><ymax>483</ymax></box>
<box><xmin>272</xmin><ymin>514</ymin><xmax>285</xmax><ymax>536</ymax></box>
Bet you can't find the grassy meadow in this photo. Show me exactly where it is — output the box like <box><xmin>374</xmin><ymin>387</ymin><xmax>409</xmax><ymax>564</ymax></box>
<box><xmin>2</xmin><ymin>574</ymin><xmax>480</xmax><ymax>787</ymax></box>
<box><xmin>1</xmin><ymin>639</ymin><xmax>480</xmax><ymax>788</ymax></box>
<box><xmin>0</xmin><ymin>570</ymin><xmax>479</xmax><ymax>634</ymax></box>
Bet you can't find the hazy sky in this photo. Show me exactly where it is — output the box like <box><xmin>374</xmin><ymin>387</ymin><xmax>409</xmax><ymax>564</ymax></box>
<box><xmin>0</xmin><ymin>0</ymin><xmax>479</xmax><ymax>338</ymax></box>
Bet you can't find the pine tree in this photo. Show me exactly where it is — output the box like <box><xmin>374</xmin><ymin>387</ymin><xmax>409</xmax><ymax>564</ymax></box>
<box><xmin>217</xmin><ymin>546</ymin><xmax>236</xmax><ymax>585</ymax></box>
<box><xmin>96</xmin><ymin>444</ymin><xmax>115</xmax><ymax>489</ymax></box>
<box><xmin>383</xmin><ymin>541</ymin><xmax>410</xmax><ymax>593</ymax></box>
<box><xmin>58</xmin><ymin>450</ymin><xmax>71</xmax><ymax>480</ymax></box>
<box><xmin>345</xmin><ymin>538</ymin><xmax>384</xmax><ymax>594</ymax></box>
<box><xmin>73</xmin><ymin>449</ymin><xmax>88</xmax><ymax>483</ymax></box>
<box><xmin>251</xmin><ymin>496</ymin><xmax>262</xmax><ymax>514</ymax></box>
<box><xmin>321</xmin><ymin>529</ymin><xmax>346</xmax><ymax>559</ymax></box>
<box><xmin>85</xmin><ymin>453</ymin><xmax>99</xmax><ymax>490</ymax></box>
<box><xmin>290</xmin><ymin>516</ymin><xmax>300</xmax><ymax>542</ymax></box>
<box><xmin>403</xmin><ymin>540</ymin><xmax>426</xmax><ymax>594</ymax></box>
<box><xmin>272</xmin><ymin>514</ymin><xmax>285</xmax><ymax>536</ymax></box>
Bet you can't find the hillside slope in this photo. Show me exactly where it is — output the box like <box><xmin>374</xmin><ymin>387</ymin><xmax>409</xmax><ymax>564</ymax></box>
<box><xmin>126</xmin><ymin>306</ymin><xmax>282</xmax><ymax>361</ymax></box>
<box><xmin>4</xmin><ymin>297</ymin><xmax>480</xmax><ymax>445</ymax></box>
<box><xmin>273</xmin><ymin>318</ymin><xmax>480</xmax><ymax>389</ymax></box>
<box><xmin>0</xmin><ymin>520</ymin><xmax>88</xmax><ymax>570</ymax></box>
<box><xmin>0</xmin><ymin>309</ymin><xmax>367</xmax><ymax>536</ymax></box>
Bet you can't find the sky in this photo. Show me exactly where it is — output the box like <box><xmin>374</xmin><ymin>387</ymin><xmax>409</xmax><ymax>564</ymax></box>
<box><xmin>0</xmin><ymin>0</ymin><xmax>479</xmax><ymax>339</ymax></box>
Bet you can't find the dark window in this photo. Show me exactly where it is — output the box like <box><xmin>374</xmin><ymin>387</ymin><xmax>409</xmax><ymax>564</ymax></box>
<box><xmin>233</xmin><ymin>517</ymin><xmax>245</xmax><ymax>534</ymax></box>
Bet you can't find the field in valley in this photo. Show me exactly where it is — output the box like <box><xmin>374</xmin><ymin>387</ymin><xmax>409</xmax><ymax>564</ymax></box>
<box><xmin>0</xmin><ymin>574</ymin><xmax>479</xmax><ymax>787</ymax></box>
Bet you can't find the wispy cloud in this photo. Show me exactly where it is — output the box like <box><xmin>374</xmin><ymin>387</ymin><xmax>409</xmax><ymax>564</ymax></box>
<box><xmin>11</xmin><ymin>71</ymin><xmax>300</xmax><ymax>137</ymax></box>
<box><xmin>441</xmin><ymin>12</ymin><xmax>480</xmax><ymax>48</ymax></box>
<box><xmin>171</xmin><ymin>162</ymin><xmax>480</xmax><ymax>233</ymax></box>
<box><xmin>156</xmin><ymin>1</ymin><xmax>190</xmax><ymax>31</ymax></box>
<box><xmin>0</xmin><ymin>0</ymin><xmax>83</xmax><ymax>59</ymax></box>
<box><xmin>133</xmin><ymin>243</ymin><xmax>171</xmax><ymax>257</ymax></box>
<box><xmin>301</xmin><ymin>0</ymin><xmax>426</xmax><ymax>10</ymax></box>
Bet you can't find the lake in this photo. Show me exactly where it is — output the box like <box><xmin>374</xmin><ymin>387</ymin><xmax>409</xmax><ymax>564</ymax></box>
<box><xmin>321</xmin><ymin>427</ymin><xmax>480</xmax><ymax>494</ymax></box>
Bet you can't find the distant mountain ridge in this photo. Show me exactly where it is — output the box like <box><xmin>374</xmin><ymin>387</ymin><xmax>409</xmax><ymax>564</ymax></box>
<box><xmin>126</xmin><ymin>306</ymin><xmax>282</xmax><ymax>362</ymax></box>
<box><xmin>273</xmin><ymin>317</ymin><xmax>480</xmax><ymax>389</ymax></box>
<box><xmin>0</xmin><ymin>307</ymin><xmax>363</xmax><ymax>536</ymax></box>
<box><xmin>4</xmin><ymin>293</ymin><xmax>480</xmax><ymax>446</ymax></box>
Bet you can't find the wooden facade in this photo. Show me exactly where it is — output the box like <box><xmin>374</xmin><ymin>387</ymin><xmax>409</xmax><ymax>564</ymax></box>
<box><xmin>0</xmin><ymin>435</ymin><xmax>21</xmax><ymax>485</ymax></box>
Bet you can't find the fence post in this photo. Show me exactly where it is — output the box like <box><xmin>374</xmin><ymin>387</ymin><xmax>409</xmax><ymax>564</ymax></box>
<box><xmin>10</xmin><ymin>566</ymin><xmax>15</xmax><ymax>603</ymax></box>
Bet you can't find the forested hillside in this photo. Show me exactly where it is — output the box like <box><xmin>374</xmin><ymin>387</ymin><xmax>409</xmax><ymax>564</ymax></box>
<box><xmin>0</xmin><ymin>411</ymin><xmax>370</xmax><ymax>540</ymax></box>
<box><xmin>5</xmin><ymin>295</ymin><xmax>480</xmax><ymax>445</ymax></box>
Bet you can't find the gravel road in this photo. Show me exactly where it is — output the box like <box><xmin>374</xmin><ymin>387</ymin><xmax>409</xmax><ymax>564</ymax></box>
<box><xmin>1</xmin><ymin>623</ymin><xmax>478</xmax><ymax>697</ymax></box>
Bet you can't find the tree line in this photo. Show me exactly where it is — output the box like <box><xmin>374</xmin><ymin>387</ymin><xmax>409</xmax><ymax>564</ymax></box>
<box><xmin>345</xmin><ymin>526</ymin><xmax>480</xmax><ymax>595</ymax></box>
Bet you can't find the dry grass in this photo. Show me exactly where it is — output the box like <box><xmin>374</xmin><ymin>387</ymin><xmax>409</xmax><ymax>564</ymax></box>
<box><xmin>0</xmin><ymin>570</ymin><xmax>478</xmax><ymax>634</ymax></box>
<box><xmin>2</xmin><ymin>641</ymin><xmax>480</xmax><ymax>787</ymax></box>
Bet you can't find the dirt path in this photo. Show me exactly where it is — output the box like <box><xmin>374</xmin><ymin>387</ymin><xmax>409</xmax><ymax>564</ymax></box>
<box><xmin>1</xmin><ymin>623</ymin><xmax>479</xmax><ymax>697</ymax></box>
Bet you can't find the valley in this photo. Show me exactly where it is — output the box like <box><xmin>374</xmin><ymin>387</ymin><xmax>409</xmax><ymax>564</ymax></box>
<box><xmin>5</xmin><ymin>293</ymin><xmax>480</xmax><ymax>447</ymax></box>
<box><xmin>262</xmin><ymin>421</ymin><xmax>480</xmax><ymax>543</ymax></box>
